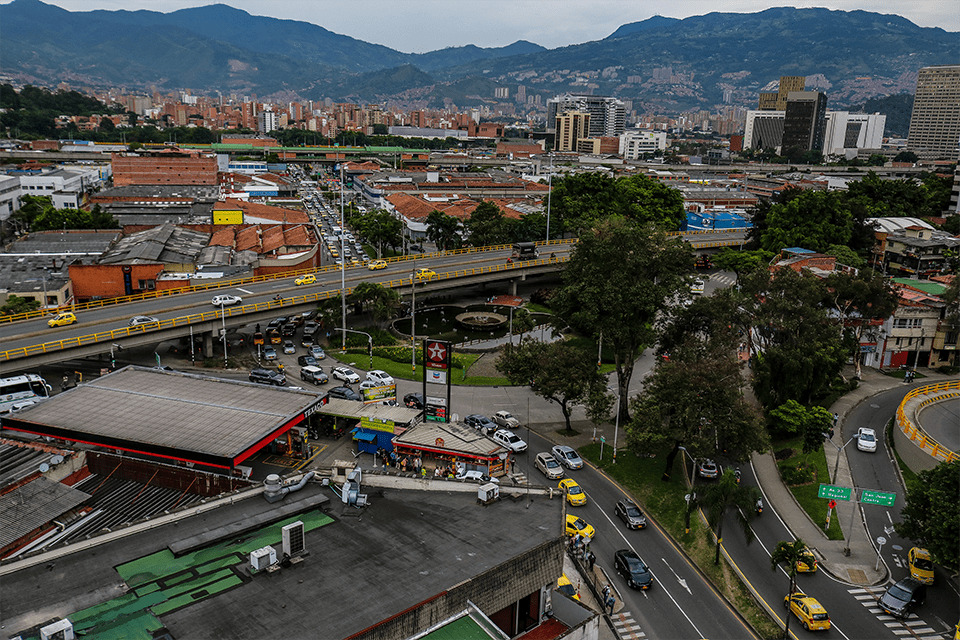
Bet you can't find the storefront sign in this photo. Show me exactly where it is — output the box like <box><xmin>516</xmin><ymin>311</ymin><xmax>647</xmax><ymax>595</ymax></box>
<box><xmin>361</xmin><ymin>384</ymin><xmax>397</xmax><ymax>404</ymax></box>
<box><xmin>361</xmin><ymin>416</ymin><xmax>395</xmax><ymax>433</ymax></box>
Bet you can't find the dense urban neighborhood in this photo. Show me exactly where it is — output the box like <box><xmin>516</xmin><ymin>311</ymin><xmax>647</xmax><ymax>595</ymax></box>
<box><xmin>0</xmin><ymin>3</ymin><xmax>957</xmax><ymax>640</ymax></box>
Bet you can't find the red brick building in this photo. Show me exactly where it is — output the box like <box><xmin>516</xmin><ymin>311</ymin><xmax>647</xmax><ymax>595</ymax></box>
<box><xmin>112</xmin><ymin>150</ymin><xmax>218</xmax><ymax>186</ymax></box>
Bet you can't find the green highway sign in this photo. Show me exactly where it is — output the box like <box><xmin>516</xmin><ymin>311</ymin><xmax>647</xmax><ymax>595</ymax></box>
<box><xmin>818</xmin><ymin>484</ymin><xmax>852</xmax><ymax>501</ymax></box>
<box><xmin>861</xmin><ymin>489</ymin><xmax>896</xmax><ymax>507</ymax></box>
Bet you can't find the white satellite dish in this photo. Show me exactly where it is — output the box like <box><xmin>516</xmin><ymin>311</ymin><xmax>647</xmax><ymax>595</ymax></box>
<box><xmin>39</xmin><ymin>463</ymin><xmax>50</xmax><ymax>473</ymax></box>
<box><xmin>50</xmin><ymin>455</ymin><xmax>64</xmax><ymax>466</ymax></box>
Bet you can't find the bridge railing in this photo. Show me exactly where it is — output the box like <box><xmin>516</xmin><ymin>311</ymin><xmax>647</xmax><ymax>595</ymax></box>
<box><xmin>896</xmin><ymin>380</ymin><xmax>960</xmax><ymax>464</ymax></box>
<box><xmin>0</xmin><ymin>255</ymin><xmax>570</xmax><ymax>363</ymax></box>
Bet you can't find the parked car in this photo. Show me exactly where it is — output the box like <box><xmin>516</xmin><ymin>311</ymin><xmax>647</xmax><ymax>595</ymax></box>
<box><xmin>212</xmin><ymin>294</ymin><xmax>242</xmax><ymax>306</ymax></box>
<box><xmin>283</xmin><ymin>340</ymin><xmax>296</xmax><ymax>355</ymax></box>
<box><xmin>299</xmin><ymin>365</ymin><xmax>328</xmax><ymax>385</ymax></box>
<box><xmin>47</xmin><ymin>312</ymin><xmax>77</xmax><ymax>328</ymax></box>
<box><xmin>403</xmin><ymin>393</ymin><xmax>424</xmax><ymax>409</ymax></box>
<box><xmin>297</xmin><ymin>355</ymin><xmax>318</xmax><ymax>367</ymax></box>
<box><xmin>465</xmin><ymin>414</ymin><xmax>497</xmax><ymax>435</ymax></box>
<box><xmin>879</xmin><ymin>578</ymin><xmax>926</xmax><ymax>619</ymax></box>
<box><xmin>332</xmin><ymin>367</ymin><xmax>360</xmax><ymax>384</ymax></box>
<box><xmin>249</xmin><ymin>368</ymin><xmax>285</xmax><ymax>386</ymax></box>
<box><xmin>557</xmin><ymin>574</ymin><xmax>580</xmax><ymax>601</ymax></box>
<box><xmin>551</xmin><ymin>445</ymin><xmax>583</xmax><ymax>470</ymax></box>
<box><xmin>456</xmin><ymin>469</ymin><xmax>499</xmax><ymax>484</ymax></box>
<box><xmin>128</xmin><ymin>315</ymin><xmax>159</xmax><ymax>326</ymax></box>
<box><xmin>365</xmin><ymin>370</ymin><xmax>395</xmax><ymax>386</ymax></box>
<box><xmin>615</xmin><ymin>499</ymin><xmax>647</xmax><ymax>529</ymax></box>
<box><xmin>614</xmin><ymin>549</ymin><xmax>653</xmax><ymax>590</ymax></box>
<box><xmin>564</xmin><ymin>514</ymin><xmax>595</xmax><ymax>540</ymax></box>
<box><xmin>263</xmin><ymin>346</ymin><xmax>278</xmax><ymax>361</ymax></box>
<box><xmin>492</xmin><ymin>410</ymin><xmax>520</xmax><ymax>428</ymax></box>
<box><xmin>856</xmin><ymin>427</ymin><xmax>878</xmax><ymax>452</ymax></box>
<box><xmin>784</xmin><ymin>591</ymin><xmax>831</xmax><ymax>631</ymax></box>
<box><xmin>491</xmin><ymin>429</ymin><xmax>527</xmax><ymax>453</ymax></box>
<box><xmin>698</xmin><ymin>459</ymin><xmax>719</xmax><ymax>479</ymax></box>
<box><xmin>908</xmin><ymin>547</ymin><xmax>934</xmax><ymax>585</ymax></box>
<box><xmin>309</xmin><ymin>345</ymin><xmax>326</xmax><ymax>360</ymax></box>
<box><xmin>535</xmin><ymin>452</ymin><xmax>565</xmax><ymax>479</ymax></box>
<box><xmin>558</xmin><ymin>478</ymin><xmax>587</xmax><ymax>506</ymax></box>
<box><xmin>327</xmin><ymin>386</ymin><xmax>361</xmax><ymax>401</ymax></box>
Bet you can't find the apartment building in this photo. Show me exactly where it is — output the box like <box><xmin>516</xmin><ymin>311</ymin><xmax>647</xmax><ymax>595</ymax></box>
<box><xmin>907</xmin><ymin>64</ymin><xmax>960</xmax><ymax>156</ymax></box>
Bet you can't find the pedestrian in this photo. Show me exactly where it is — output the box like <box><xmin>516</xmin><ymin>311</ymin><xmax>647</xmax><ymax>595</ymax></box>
<box><xmin>601</xmin><ymin>584</ymin><xmax>610</xmax><ymax>601</ymax></box>
<box><xmin>606</xmin><ymin>595</ymin><xmax>615</xmax><ymax>615</ymax></box>
<box><xmin>832</xmin><ymin>412</ymin><xmax>839</xmax><ymax>426</ymax></box>
<box><xmin>588</xmin><ymin>551</ymin><xmax>596</xmax><ymax>571</ymax></box>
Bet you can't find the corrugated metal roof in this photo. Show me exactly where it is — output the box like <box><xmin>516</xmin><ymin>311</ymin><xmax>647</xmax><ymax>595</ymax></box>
<box><xmin>0</xmin><ymin>477</ymin><xmax>90</xmax><ymax>548</ymax></box>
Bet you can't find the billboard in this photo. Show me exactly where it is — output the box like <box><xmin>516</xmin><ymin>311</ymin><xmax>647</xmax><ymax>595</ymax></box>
<box><xmin>361</xmin><ymin>384</ymin><xmax>397</xmax><ymax>404</ymax></box>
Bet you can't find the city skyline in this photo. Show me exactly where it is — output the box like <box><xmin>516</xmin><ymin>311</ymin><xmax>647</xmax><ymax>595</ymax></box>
<box><xmin>10</xmin><ymin>0</ymin><xmax>957</xmax><ymax>53</ymax></box>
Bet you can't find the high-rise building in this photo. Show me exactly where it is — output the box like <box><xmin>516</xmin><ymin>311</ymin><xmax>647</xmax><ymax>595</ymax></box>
<box><xmin>743</xmin><ymin>110</ymin><xmax>785</xmax><ymax>150</ymax></box>
<box><xmin>907</xmin><ymin>65</ymin><xmax>960</xmax><ymax>157</ymax></box>
<box><xmin>257</xmin><ymin>108</ymin><xmax>277</xmax><ymax>133</ymax></box>
<box><xmin>822</xmin><ymin>112</ymin><xmax>886</xmax><ymax>158</ymax></box>
<box><xmin>554</xmin><ymin>112</ymin><xmax>590</xmax><ymax>152</ymax></box>
<box><xmin>781</xmin><ymin>91</ymin><xmax>828</xmax><ymax>155</ymax></box>
<box><xmin>546</xmin><ymin>94</ymin><xmax>625</xmax><ymax>137</ymax></box>
<box><xmin>758</xmin><ymin>76</ymin><xmax>805</xmax><ymax>111</ymax></box>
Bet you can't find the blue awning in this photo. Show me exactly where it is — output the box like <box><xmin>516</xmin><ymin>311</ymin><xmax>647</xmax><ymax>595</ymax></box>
<box><xmin>352</xmin><ymin>431</ymin><xmax>377</xmax><ymax>442</ymax></box>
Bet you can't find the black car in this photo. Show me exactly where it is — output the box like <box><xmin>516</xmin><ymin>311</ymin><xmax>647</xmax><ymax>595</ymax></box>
<box><xmin>403</xmin><ymin>393</ymin><xmax>424</xmax><ymax>409</ymax></box>
<box><xmin>614</xmin><ymin>549</ymin><xmax>653</xmax><ymax>590</ymax></box>
<box><xmin>298</xmin><ymin>355</ymin><xmax>318</xmax><ymax>367</ymax></box>
<box><xmin>267</xmin><ymin>316</ymin><xmax>288</xmax><ymax>330</ymax></box>
<box><xmin>281</xmin><ymin>323</ymin><xmax>297</xmax><ymax>337</ymax></box>
<box><xmin>615</xmin><ymin>499</ymin><xmax>647</xmax><ymax>529</ymax></box>
<box><xmin>249</xmin><ymin>368</ymin><xmax>286</xmax><ymax>386</ymax></box>
<box><xmin>327</xmin><ymin>386</ymin><xmax>361</xmax><ymax>401</ymax></box>
<box><xmin>465</xmin><ymin>414</ymin><xmax>496</xmax><ymax>435</ymax></box>
<box><xmin>878</xmin><ymin>577</ymin><xmax>926</xmax><ymax>619</ymax></box>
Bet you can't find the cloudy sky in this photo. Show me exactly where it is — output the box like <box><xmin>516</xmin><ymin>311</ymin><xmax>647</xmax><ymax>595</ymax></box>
<box><xmin>24</xmin><ymin>1</ymin><xmax>957</xmax><ymax>52</ymax></box>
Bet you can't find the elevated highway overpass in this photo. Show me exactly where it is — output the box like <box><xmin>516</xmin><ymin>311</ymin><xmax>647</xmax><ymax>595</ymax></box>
<box><xmin>0</xmin><ymin>230</ymin><xmax>745</xmax><ymax>374</ymax></box>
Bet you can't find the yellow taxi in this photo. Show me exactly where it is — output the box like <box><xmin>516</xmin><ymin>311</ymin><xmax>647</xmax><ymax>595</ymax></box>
<box><xmin>796</xmin><ymin>547</ymin><xmax>818</xmax><ymax>573</ymax></box>
<box><xmin>908</xmin><ymin>547</ymin><xmax>934</xmax><ymax>585</ymax></box>
<box><xmin>368</xmin><ymin>259</ymin><xmax>387</xmax><ymax>271</ymax></box>
<box><xmin>558</xmin><ymin>478</ymin><xmax>587</xmax><ymax>506</ymax></box>
<box><xmin>295</xmin><ymin>274</ymin><xmax>316</xmax><ymax>286</ymax></box>
<box><xmin>784</xmin><ymin>591</ymin><xmax>830</xmax><ymax>631</ymax></box>
<box><xmin>557</xmin><ymin>574</ymin><xmax>580</xmax><ymax>600</ymax></box>
<box><xmin>47</xmin><ymin>312</ymin><xmax>77</xmax><ymax>328</ymax></box>
<box><xmin>564</xmin><ymin>514</ymin><xmax>595</xmax><ymax>540</ymax></box>
<box><xmin>414</xmin><ymin>267</ymin><xmax>437</xmax><ymax>280</ymax></box>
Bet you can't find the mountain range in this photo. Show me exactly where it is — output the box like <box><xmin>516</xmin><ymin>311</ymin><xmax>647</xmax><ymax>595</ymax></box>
<box><xmin>1</xmin><ymin>0</ymin><xmax>957</xmax><ymax>113</ymax></box>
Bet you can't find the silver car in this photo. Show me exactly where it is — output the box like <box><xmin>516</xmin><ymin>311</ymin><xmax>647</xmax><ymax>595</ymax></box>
<box><xmin>551</xmin><ymin>445</ymin><xmax>583</xmax><ymax>470</ymax></box>
<box><xmin>535</xmin><ymin>452</ymin><xmax>565</xmax><ymax>479</ymax></box>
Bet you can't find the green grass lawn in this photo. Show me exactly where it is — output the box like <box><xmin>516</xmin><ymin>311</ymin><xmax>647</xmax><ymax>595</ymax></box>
<box><xmin>579</xmin><ymin>443</ymin><xmax>781</xmax><ymax>639</ymax></box>
<box><xmin>331</xmin><ymin>351</ymin><xmax>510</xmax><ymax>386</ymax></box>
<box><xmin>772</xmin><ymin>436</ymin><xmax>844</xmax><ymax>540</ymax></box>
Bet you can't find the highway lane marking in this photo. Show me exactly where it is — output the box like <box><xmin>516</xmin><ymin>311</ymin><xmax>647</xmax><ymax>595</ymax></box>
<box><xmin>236</xmin><ymin>288</ymin><xmax>253</xmax><ymax>295</ymax></box>
<box><xmin>660</xmin><ymin>558</ymin><xmax>691</xmax><ymax>595</ymax></box>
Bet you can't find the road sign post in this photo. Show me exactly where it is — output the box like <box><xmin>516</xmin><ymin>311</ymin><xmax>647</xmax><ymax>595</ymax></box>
<box><xmin>817</xmin><ymin>484</ymin><xmax>852</xmax><ymax>501</ymax></box>
<box><xmin>860</xmin><ymin>489</ymin><xmax>896</xmax><ymax>507</ymax></box>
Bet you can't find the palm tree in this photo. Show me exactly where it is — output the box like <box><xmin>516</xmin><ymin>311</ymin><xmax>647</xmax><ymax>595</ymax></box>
<box><xmin>693</xmin><ymin>469</ymin><xmax>760</xmax><ymax>565</ymax></box>
<box><xmin>426</xmin><ymin>209</ymin><xmax>462</xmax><ymax>250</ymax></box>
<box><xmin>771</xmin><ymin>539</ymin><xmax>808</xmax><ymax>639</ymax></box>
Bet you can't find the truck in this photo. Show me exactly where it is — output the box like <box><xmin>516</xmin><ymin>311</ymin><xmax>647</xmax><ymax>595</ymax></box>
<box><xmin>509</xmin><ymin>242</ymin><xmax>538</xmax><ymax>262</ymax></box>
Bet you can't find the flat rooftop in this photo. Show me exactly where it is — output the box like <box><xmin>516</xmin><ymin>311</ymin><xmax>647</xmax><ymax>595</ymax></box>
<box><xmin>1</xmin><ymin>367</ymin><xmax>323</xmax><ymax>469</ymax></box>
<box><xmin>1</xmin><ymin>483</ymin><xmax>563</xmax><ymax>639</ymax></box>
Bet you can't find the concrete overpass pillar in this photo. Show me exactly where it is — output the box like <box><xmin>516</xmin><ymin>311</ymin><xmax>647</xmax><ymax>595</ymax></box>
<box><xmin>511</xmin><ymin>280</ymin><xmax>518</xmax><ymax>296</ymax></box>
<box><xmin>204</xmin><ymin>331</ymin><xmax>214</xmax><ymax>359</ymax></box>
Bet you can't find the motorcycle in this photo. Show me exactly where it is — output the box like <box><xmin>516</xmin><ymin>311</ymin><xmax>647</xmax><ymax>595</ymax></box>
<box><xmin>755</xmin><ymin>498</ymin><xmax>763</xmax><ymax>516</ymax></box>
<box><xmin>734</xmin><ymin>468</ymin><xmax>742</xmax><ymax>485</ymax></box>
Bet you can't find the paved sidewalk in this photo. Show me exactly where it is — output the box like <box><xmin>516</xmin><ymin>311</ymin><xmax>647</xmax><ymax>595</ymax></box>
<box><xmin>752</xmin><ymin>366</ymin><xmax>954</xmax><ymax>586</ymax></box>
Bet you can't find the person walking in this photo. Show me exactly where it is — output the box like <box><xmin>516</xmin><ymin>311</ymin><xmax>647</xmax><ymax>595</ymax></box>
<box><xmin>587</xmin><ymin>551</ymin><xmax>596</xmax><ymax>571</ymax></box>
<box><xmin>606</xmin><ymin>595</ymin><xmax>615</xmax><ymax>615</ymax></box>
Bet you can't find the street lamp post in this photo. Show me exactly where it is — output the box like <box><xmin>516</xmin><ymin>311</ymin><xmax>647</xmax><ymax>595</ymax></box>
<box><xmin>411</xmin><ymin>266</ymin><xmax>417</xmax><ymax>372</ymax></box>
<box><xmin>678</xmin><ymin>446</ymin><xmax>697</xmax><ymax>533</ymax></box>
<box><xmin>545</xmin><ymin>158</ymin><xmax>553</xmax><ymax>243</ymax></box>
<box><xmin>823</xmin><ymin>434</ymin><xmax>857</xmax><ymax>484</ymax></box>
<box><xmin>219</xmin><ymin>302</ymin><xmax>228</xmax><ymax>368</ymax></box>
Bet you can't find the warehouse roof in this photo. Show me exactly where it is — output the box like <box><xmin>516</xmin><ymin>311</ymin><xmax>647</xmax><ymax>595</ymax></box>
<box><xmin>1</xmin><ymin>367</ymin><xmax>323</xmax><ymax>469</ymax></box>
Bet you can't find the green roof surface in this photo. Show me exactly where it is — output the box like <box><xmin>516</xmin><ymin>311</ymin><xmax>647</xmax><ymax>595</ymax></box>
<box><xmin>419</xmin><ymin>613</ymin><xmax>501</xmax><ymax>640</ymax></box>
<box><xmin>893</xmin><ymin>278</ymin><xmax>946</xmax><ymax>295</ymax></box>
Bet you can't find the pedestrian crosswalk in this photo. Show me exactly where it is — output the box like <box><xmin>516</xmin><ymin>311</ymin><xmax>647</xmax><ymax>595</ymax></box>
<box><xmin>709</xmin><ymin>273</ymin><xmax>737</xmax><ymax>287</ymax></box>
<box><xmin>848</xmin><ymin>587</ymin><xmax>944</xmax><ymax>640</ymax></box>
<box><xmin>611</xmin><ymin>611</ymin><xmax>646</xmax><ymax>639</ymax></box>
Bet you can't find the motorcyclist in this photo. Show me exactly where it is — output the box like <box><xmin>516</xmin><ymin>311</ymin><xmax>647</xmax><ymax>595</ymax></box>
<box><xmin>755</xmin><ymin>498</ymin><xmax>763</xmax><ymax>515</ymax></box>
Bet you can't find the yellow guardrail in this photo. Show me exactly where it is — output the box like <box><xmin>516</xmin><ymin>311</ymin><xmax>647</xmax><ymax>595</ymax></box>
<box><xmin>0</xmin><ymin>239</ymin><xmax>579</xmax><ymax>326</ymax></box>
<box><xmin>896</xmin><ymin>380</ymin><xmax>960</xmax><ymax>464</ymax></box>
<box><xmin>0</xmin><ymin>255</ymin><xmax>569</xmax><ymax>363</ymax></box>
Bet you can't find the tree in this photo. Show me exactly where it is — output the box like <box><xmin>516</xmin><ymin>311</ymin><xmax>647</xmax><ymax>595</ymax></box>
<box><xmin>465</xmin><ymin>200</ymin><xmax>513</xmax><ymax>247</ymax></box>
<box><xmin>694</xmin><ymin>469</ymin><xmax>760</xmax><ymax>565</ymax></box>
<box><xmin>551</xmin><ymin>218</ymin><xmax>692</xmax><ymax>420</ymax></box>
<box><xmin>821</xmin><ymin>270</ymin><xmax>899</xmax><ymax>379</ymax></box>
<box><xmin>895</xmin><ymin>460</ymin><xmax>960</xmax><ymax>568</ymax></box>
<box><xmin>496</xmin><ymin>340</ymin><xmax>608</xmax><ymax>433</ymax></box>
<box><xmin>712</xmin><ymin>248</ymin><xmax>774</xmax><ymax>279</ymax></box>
<box><xmin>425</xmin><ymin>210</ymin><xmax>462</xmax><ymax>250</ymax></box>
<box><xmin>511</xmin><ymin>308</ymin><xmax>537</xmax><ymax>343</ymax></box>
<box><xmin>760</xmin><ymin>190</ymin><xmax>854</xmax><ymax>254</ymax></box>
<box><xmin>0</xmin><ymin>294</ymin><xmax>40</xmax><ymax>316</ymax></box>
<box><xmin>351</xmin><ymin>209</ymin><xmax>402</xmax><ymax>257</ymax></box>
<box><xmin>771</xmin><ymin>539</ymin><xmax>810</xmax><ymax>639</ymax></box>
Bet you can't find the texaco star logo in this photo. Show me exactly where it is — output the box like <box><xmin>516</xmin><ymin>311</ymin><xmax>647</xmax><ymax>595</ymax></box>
<box><xmin>428</xmin><ymin>342</ymin><xmax>447</xmax><ymax>362</ymax></box>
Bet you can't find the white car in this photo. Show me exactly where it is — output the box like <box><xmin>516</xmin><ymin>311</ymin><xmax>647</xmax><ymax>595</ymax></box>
<box><xmin>456</xmin><ymin>469</ymin><xmax>499</xmax><ymax>484</ymax></box>
<box><xmin>856</xmin><ymin>427</ymin><xmax>878</xmax><ymax>452</ymax></box>
<box><xmin>212</xmin><ymin>294</ymin><xmax>242</xmax><ymax>306</ymax></box>
<box><xmin>493</xmin><ymin>410</ymin><xmax>520</xmax><ymax>428</ymax></box>
<box><xmin>691</xmin><ymin>279</ymin><xmax>705</xmax><ymax>295</ymax></box>
<box><xmin>365</xmin><ymin>370</ymin><xmax>395</xmax><ymax>386</ymax></box>
<box><xmin>492</xmin><ymin>429</ymin><xmax>527</xmax><ymax>453</ymax></box>
<box><xmin>551</xmin><ymin>445</ymin><xmax>584</xmax><ymax>470</ymax></box>
<box><xmin>332</xmin><ymin>367</ymin><xmax>360</xmax><ymax>384</ymax></box>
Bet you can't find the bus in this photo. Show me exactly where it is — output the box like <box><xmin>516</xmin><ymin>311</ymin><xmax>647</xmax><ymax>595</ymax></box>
<box><xmin>0</xmin><ymin>374</ymin><xmax>52</xmax><ymax>414</ymax></box>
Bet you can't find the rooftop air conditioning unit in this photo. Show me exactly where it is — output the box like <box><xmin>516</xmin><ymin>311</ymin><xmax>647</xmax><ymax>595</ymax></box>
<box><xmin>39</xmin><ymin>618</ymin><xmax>75</xmax><ymax>640</ymax></box>
<box><xmin>478</xmin><ymin>483</ymin><xmax>500</xmax><ymax>504</ymax></box>
<box><xmin>282</xmin><ymin>521</ymin><xmax>305</xmax><ymax>557</ymax></box>
<box><xmin>250</xmin><ymin>546</ymin><xmax>277</xmax><ymax>571</ymax></box>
